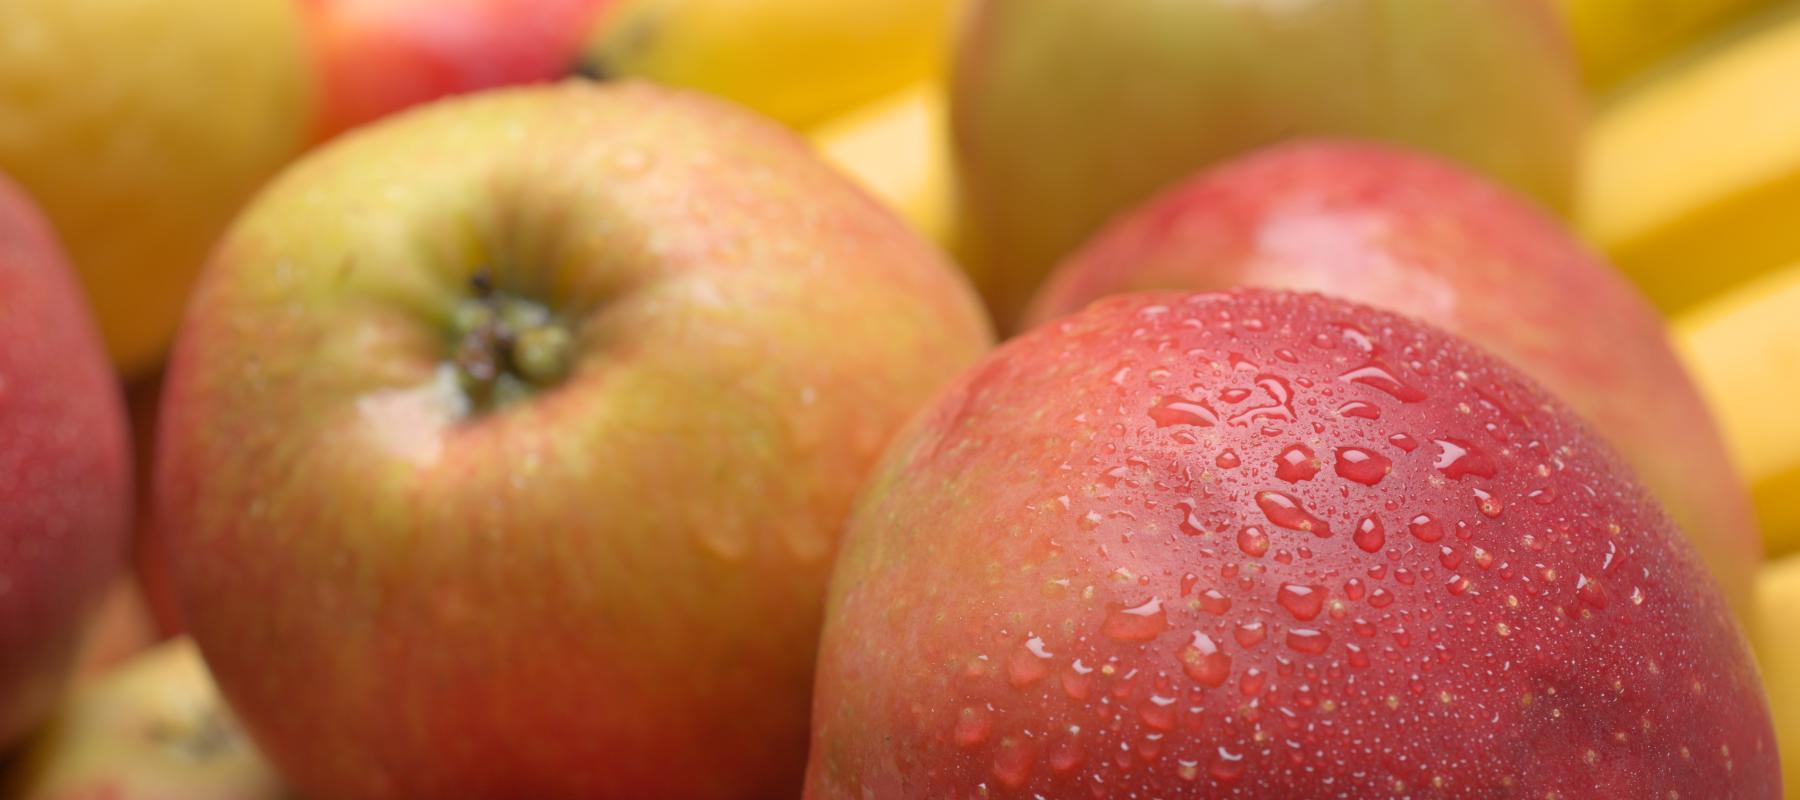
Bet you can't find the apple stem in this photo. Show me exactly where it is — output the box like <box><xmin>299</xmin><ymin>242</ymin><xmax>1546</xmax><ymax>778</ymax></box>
<box><xmin>450</xmin><ymin>272</ymin><xmax>574</xmax><ymax>411</ymax></box>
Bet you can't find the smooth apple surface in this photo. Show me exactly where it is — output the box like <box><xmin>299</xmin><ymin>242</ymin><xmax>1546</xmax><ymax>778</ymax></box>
<box><xmin>806</xmin><ymin>290</ymin><xmax>1776</xmax><ymax>798</ymax></box>
<box><xmin>157</xmin><ymin>81</ymin><xmax>991</xmax><ymax>799</ymax></box>
<box><xmin>303</xmin><ymin>0</ymin><xmax>611</xmax><ymax>141</ymax></box>
<box><xmin>951</xmin><ymin>0</ymin><xmax>1585</xmax><ymax>332</ymax></box>
<box><xmin>0</xmin><ymin>174</ymin><xmax>133</xmax><ymax>751</ymax></box>
<box><xmin>1026</xmin><ymin>140</ymin><xmax>1760</xmax><ymax>619</ymax></box>
<box><xmin>0</xmin><ymin>0</ymin><xmax>313</xmax><ymax>374</ymax></box>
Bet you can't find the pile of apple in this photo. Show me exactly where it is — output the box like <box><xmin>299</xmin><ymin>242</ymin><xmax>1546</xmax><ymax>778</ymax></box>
<box><xmin>1</xmin><ymin>0</ymin><xmax>1794</xmax><ymax>798</ymax></box>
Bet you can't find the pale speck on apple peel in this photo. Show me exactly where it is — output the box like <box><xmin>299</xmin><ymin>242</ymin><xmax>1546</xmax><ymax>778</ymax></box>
<box><xmin>808</xmin><ymin>291</ymin><xmax>1775</xmax><ymax>798</ymax></box>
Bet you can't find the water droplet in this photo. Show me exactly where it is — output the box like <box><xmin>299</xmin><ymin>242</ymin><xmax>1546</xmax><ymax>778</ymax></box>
<box><xmin>1062</xmin><ymin>661</ymin><xmax>1094</xmax><ymax>700</ymax></box>
<box><xmin>1446</xmin><ymin>575</ymin><xmax>1471</xmax><ymax>595</ymax></box>
<box><xmin>1408</xmin><ymin>513</ymin><xmax>1444</xmax><ymax>543</ymax></box>
<box><xmin>1216</xmin><ymin>449</ymin><xmax>1241</xmax><ymax>469</ymax></box>
<box><xmin>1434</xmin><ymin>438</ymin><xmax>1497</xmax><ymax>480</ymax></box>
<box><xmin>1439</xmin><ymin>546</ymin><xmax>1463</xmax><ymax>570</ymax></box>
<box><xmin>1275</xmin><ymin>444</ymin><xmax>1320</xmax><ymax>482</ymax></box>
<box><xmin>1339</xmin><ymin>361</ymin><xmax>1426</xmax><ymax>403</ymax></box>
<box><xmin>1240</xmin><ymin>667</ymin><xmax>1266</xmax><ymax>696</ymax></box>
<box><xmin>1180</xmin><ymin>632</ymin><xmax>1232</xmax><ymax>688</ymax></box>
<box><xmin>1577</xmin><ymin>574</ymin><xmax>1608</xmax><ymax>609</ymax></box>
<box><xmin>1237</xmin><ymin>526</ymin><xmax>1270</xmax><ymax>558</ymax></box>
<box><xmin>1353</xmin><ymin>516</ymin><xmax>1386</xmax><ymax>553</ymax></box>
<box><xmin>1150</xmin><ymin>397</ymin><xmax>1219</xmax><ymax>428</ymax></box>
<box><xmin>1286</xmin><ymin>628</ymin><xmax>1331</xmax><ymax>654</ymax></box>
<box><xmin>1347</xmin><ymin>643</ymin><xmax>1371</xmax><ymax>668</ymax></box>
<box><xmin>1277</xmin><ymin>583</ymin><xmax>1327</xmax><ymax>621</ymax></box>
<box><xmin>1255</xmin><ymin>491</ymin><xmax>1332</xmax><ymax>537</ymax></box>
<box><xmin>1235</xmin><ymin>621</ymin><xmax>1267</xmax><ymax>648</ymax></box>
<box><xmin>1220</xmin><ymin>387</ymin><xmax>1252</xmax><ymax>404</ymax></box>
<box><xmin>1335</xmin><ymin>400</ymin><xmax>1381</xmax><ymax>420</ymax></box>
<box><xmin>1210</xmin><ymin>747</ymin><xmax>1247</xmax><ymax>782</ymax></box>
<box><xmin>1049</xmin><ymin>736</ymin><xmax>1085</xmax><ymax>774</ymax></box>
<box><xmin>1473</xmin><ymin>487</ymin><xmax>1502</xmax><ymax>518</ymax></box>
<box><xmin>1369</xmin><ymin>588</ymin><xmax>1394</xmax><ymax>608</ymax></box>
<box><xmin>1226</xmin><ymin>374</ymin><xmax>1296</xmax><ymax>426</ymax></box>
<box><xmin>1334</xmin><ymin>447</ymin><xmax>1392</xmax><ymax>486</ymax></box>
<box><xmin>954</xmin><ymin>706</ymin><xmax>993</xmax><ymax>748</ymax></box>
<box><xmin>1140</xmin><ymin>694</ymin><xmax>1179</xmax><ymax>731</ymax></box>
<box><xmin>1177</xmin><ymin>503</ymin><xmax>1207</xmax><ymax>537</ymax></box>
<box><xmin>1529</xmin><ymin>487</ymin><xmax>1557</xmax><ymax>505</ymax></box>
<box><xmin>1102</xmin><ymin>597</ymin><xmax>1168</xmax><ymax>642</ymax></box>
<box><xmin>1197</xmin><ymin>588</ymin><xmax>1232</xmax><ymax>615</ymax></box>
<box><xmin>1009</xmin><ymin>637</ymin><xmax>1053</xmax><ymax>687</ymax></box>
<box><xmin>992</xmin><ymin>738</ymin><xmax>1034</xmax><ymax>788</ymax></box>
<box><xmin>1390</xmin><ymin>433</ymin><xmax>1419</xmax><ymax>452</ymax></box>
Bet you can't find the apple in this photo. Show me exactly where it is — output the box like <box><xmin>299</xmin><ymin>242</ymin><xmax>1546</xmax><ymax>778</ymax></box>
<box><xmin>0</xmin><ymin>0</ymin><xmax>313</xmax><ymax>375</ymax></box>
<box><xmin>0</xmin><ymin>174</ymin><xmax>133</xmax><ymax>751</ymax></box>
<box><xmin>805</xmin><ymin>290</ymin><xmax>1777</xmax><ymax>797</ymax></box>
<box><xmin>302</xmin><ymin>0</ymin><xmax>613</xmax><ymax>142</ymax></box>
<box><xmin>2</xmin><ymin>639</ymin><xmax>288</xmax><ymax>800</ymax></box>
<box><xmin>155</xmin><ymin>81</ymin><xmax>992</xmax><ymax>799</ymax></box>
<box><xmin>1025</xmin><ymin>140</ymin><xmax>1760</xmax><ymax>620</ymax></box>
<box><xmin>951</xmin><ymin>0</ymin><xmax>1585</xmax><ymax>332</ymax></box>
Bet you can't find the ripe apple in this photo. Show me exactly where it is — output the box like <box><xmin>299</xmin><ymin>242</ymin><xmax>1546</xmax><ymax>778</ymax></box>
<box><xmin>1025</xmin><ymin>140</ymin><xmax>1760</xmax><ymax>620</ymax></box>
<box><xmin>0</xmin><ymin>174</ymin><xmax>133</xmax><ymax>751</ymax></box>
<box><xmin>0</xmin><ymin>0</ymin><xmax>313</xmax><ymax>375</ymax></box>
<box><xmin>303</xmin><ymin>0</ymin><xmax>612</xmax><ymax>141</ymax></box>
<box><xmin>2</xmin><ymin>639</ymin><xmax>287</xmax><ymax>800</ymax></box>
<box><xmin>156</xmin><ymin>81</ymin><xmax>991</xmax><ymax>799</ymax></box>
<box><xmin>951</xmin><ymin>0</ymin><xmax>1585</xmax><ymax>332</ymax></box>
<box><xmin>805</xmin><ymin>290</ymin><xmax>1776</xmax><ymax>797</ymax></box>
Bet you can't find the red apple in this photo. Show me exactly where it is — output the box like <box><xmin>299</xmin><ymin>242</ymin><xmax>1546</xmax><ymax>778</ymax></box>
<box><xmin>951</xmin><ymin>0</ymin><xmax>1584</xmax><ymax>332</ymax></box>
<box><xmin>156</xmin><ymin>82</ymin><xmax>991</xmax><ymax>799</ymax></box>
<box><xmin>0</xmin><ymin>173</ymin><xmax>133</xmax><ymax>749</ymax></box>
<box><xmin>1025</xmin><ymin>140</ymin><xmax>1760</xmax><ymax>620</ymax></box>
<box><xmin>303</xmin><ymin>0</ymin><xmax>613</xmax><ymax>141</ymax></box>
<box><xmin>806</xmin><ymin>290</ymin><xmax>1776</xmax><ymax>797</ymax></box>
<box><xmin>0</xmin><ymin>174</ymin><xmax>133</xmax><ymax>750</ymax></box>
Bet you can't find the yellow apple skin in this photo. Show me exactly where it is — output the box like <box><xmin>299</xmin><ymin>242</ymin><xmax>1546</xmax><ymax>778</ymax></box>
<box><xmin>0</xmin><ymin>0</ymin><xmax>313</xmax><ymax>375</ymax></box>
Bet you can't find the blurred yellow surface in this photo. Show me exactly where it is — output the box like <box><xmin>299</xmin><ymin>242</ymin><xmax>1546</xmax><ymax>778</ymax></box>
<box><xmin>810</xmin><ymin>83</ymin><xmax>956</xmax><ymax>252</ymax></box>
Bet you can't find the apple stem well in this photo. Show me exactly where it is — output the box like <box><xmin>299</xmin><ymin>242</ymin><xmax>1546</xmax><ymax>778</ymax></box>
<box><xmin>450</xmin><ymin>271</ymin><xmax>575</xmax><ymax>411</ymax></box>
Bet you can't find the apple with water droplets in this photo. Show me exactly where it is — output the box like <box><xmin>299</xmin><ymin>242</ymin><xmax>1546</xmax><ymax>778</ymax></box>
<box><xmin>805</xmin><ymin>290</ymin><xmax>1777</xmax><ymax>797</ymax></box>
<box><xmin>1025</xmin><ymin>140</ymin><xmax>1760</xmax><ymax>621</ymax></box>
<box><xmin>154</xmin><ymin>82</ymin><xmax>991</xmax><ymax>799</ymax></box>
<box><xmin>0</xmin><ymin>173</ymin><xmax>133</xmax><ymax>752</ymax></box>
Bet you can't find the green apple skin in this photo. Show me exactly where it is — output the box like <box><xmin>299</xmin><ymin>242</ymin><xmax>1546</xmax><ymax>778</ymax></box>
<box><xmin>0</xmin><ymin>173</ymin><xmax>132</xmax><ymax>752</ymax></box>
<box><xmin>155</xmin><ymin>81</ymin><xmax>992</xmax><ymax>799</ymax></box>
<box><xmin>3</xmin><ymin>639</ymin><xmax>288</xmax><ymax>800</ymax></box>
<box><xmin>1025</xmin><ymin>140</ymin><xmax>1761</xmax><ymax>621</ymax></box>
<box><xmin>952</xmin><ymin>0</ymin><xmax>1586</xmax><ymax>332</ymax></box>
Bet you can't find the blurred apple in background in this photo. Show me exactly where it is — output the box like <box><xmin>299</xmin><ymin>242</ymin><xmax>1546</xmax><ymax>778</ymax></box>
<box><xmin>302</xmin><ymin>0</ymin><xmax>612</xmax><ymax>142</ymax></box>
<box><xmin>1026</xmin><ymin>141</ymin><xmax>1760</xmax><ymax>620</ymax></box>
<box><xmin>3</xmin><ymin>639</ymin><xmax>288</xmax><ymax>800</ymax></box>
<box><xmin>807</xmin><ymin>290</ymin><xmax>1778</xmax><ymax>797</ymax></box>
<box><xmin>0</xmin><ymin>174</ymin><xmax>133</xmax><ymax>752</ymax></box>
<box><xmin>156</xmin><ymin>82</ymin><xmax>990</xmax><ymax>799</ymax></box>
<box><xmin>952</xmin><ymin>0</ymin><xmax>1585</xmax><ymax>332</ymax></box>
<box><xmin>0</xmin><ymin>0</ymin><xmax>313</xmax><ymax>376</ymax></box>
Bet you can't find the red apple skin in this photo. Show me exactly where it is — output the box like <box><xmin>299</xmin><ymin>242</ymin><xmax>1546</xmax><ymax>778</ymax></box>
<box><xmin>303</xmin><ymin>0</ymin><xmax>613</xmax><ymax>141</ymax></box>
<box><xmin>157</xmin><ymin>82</ymin><xmax>991</xmax><ymax>799</ymax></box>
<box><xmin>806</xmin><ymin>290</ymin><xmax>1777</xmax><ymax>798</ymax></box>
<box><xmin>0</xmin><ymin>174</ymin><xmax>133</xmax><ymax>750</ymax></box>
<box><xmin>1024</xmin><ymin>140</ymin><xmax>1760</xmax><ymax>621</ymax></box>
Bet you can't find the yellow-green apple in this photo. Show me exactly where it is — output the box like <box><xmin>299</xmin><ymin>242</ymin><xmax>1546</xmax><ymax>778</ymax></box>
<box><xmin>3</xmin><ymin>639</ymin><xmax>287</xmax><ymax>800</ymax></box>
<box><xmin>952</xmin><ymin>0</ymin><xmax>1585</xmax><ymax>332</ymax></box>
<box><xmin>0</xmin><ymin>174</ymin><xmax>133</xmax><ymax>753</ymax></box>
<box><xmin>155</xmin><ymin>81</ymin><xmax>991</xmax><ymax>799</ymax></box>
<box><xmin>806</xmin><ymin>290</ymin><xmax>1776</xmax><ymax>797</ymax></box>
<box><xmin>303</xmin><ymin>0</ymin><xmax>613</xmax><ymax>142</ymax></box>
<box><xmin>0</xmin><ymin>0</ymin><xmax>313</xmax><ymax>375</ymax></box>
<box><xmin>1025</xmin><ymin>140</ymin><xmax>1760</xmax><ymax>621</ymax></box>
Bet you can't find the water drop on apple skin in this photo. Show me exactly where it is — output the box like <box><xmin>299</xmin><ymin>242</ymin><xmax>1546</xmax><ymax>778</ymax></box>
<box><xmin>1335</xmin><ymin>446</ymin><xmax>1391</xmax><ymax>486</ymax></box>
<box><xmin>1276</xmin><ymin>583</ymin><xmax>1327</xmax><ymax>621</ymax></box>
<box><xmin>1102</xmin><ymin>597</ymin><xmax>1167</xmax><ymax>642</ymax></box>
<box><xmin>1254</xmin><ymin>490</ymin><xmax>1330</xmax><ymax>537</ymax></box>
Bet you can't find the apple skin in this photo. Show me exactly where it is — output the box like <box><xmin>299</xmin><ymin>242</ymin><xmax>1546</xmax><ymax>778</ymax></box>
<box><xmin>805</xmin><ymin>290</ymin><xmax>1777</xmax><ymax>797</ymax></box>
<box><xmin>951</xmin><ymin>0</ymin><xmax>1585</xmax><ymax>332</ymax></box>
<box><xmin>1025</xmin><ymin>140</ymin><xmax>1760</xmax><ymax>621</ymax></box>
<box><xmin>3</xmin><ymin>639</ymin><xmax>288</xmax><ymax>800</ymax></box>
<box><xmin>156</xmin><ymin>81</ymin><xmax>992</xmax><ymax>799</ymax></box>
<box><xmin>303</xmin><ymin>0</ymin><xmax>613</xmax><ymax>141</ymax></box>
<box><xmin>0</xmin><ymin>174</ymin><xmax>134</xmax><ymax>752</ymax></box>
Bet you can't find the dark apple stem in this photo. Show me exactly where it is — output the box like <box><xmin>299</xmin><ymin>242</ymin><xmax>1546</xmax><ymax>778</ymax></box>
<box><xmin>451</xmin><ymin>271</ymin><xmax>574</xmax><ymax>410</ymax></box>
